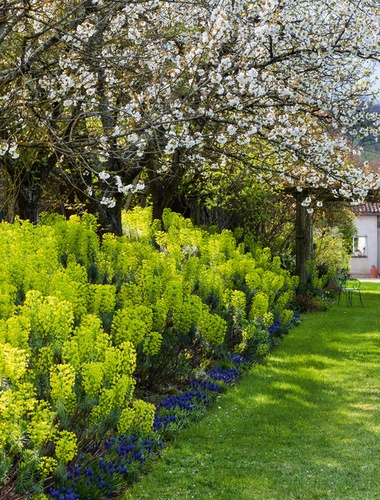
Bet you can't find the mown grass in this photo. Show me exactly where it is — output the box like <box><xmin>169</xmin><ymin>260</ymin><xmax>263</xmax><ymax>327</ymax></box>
<box><xmin>125</xmin><ymin>283</ymin><xmax>380</xmax><ymax>499</ymax></box>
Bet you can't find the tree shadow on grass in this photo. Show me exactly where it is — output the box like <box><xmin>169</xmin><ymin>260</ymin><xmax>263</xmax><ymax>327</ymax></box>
<box><xmin>128</xmin><ymin>291</ymin><xmax>380</xmax><ymax>499</ymax></box>
<box><xmin>216</xmin><ymin>295</ymin><xmax>380</xmax><ymax>499</ymax></box>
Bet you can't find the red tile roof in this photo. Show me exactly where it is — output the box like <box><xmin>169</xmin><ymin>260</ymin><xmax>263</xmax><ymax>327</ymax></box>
<box><xmin>352</xmin><ymin>202</ymin><xmax>380</xmax><ymax>215</ymax></box>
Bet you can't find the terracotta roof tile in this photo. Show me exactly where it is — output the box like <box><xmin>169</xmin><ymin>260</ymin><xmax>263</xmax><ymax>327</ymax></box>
<box><xmin>352</xmin><ymin>202</ymin><xmax>380</xmax><ymax>215</ymax></box>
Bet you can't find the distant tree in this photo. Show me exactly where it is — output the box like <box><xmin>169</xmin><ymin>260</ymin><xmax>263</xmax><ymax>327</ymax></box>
<box><xmin>172</xmin><ymin>157</ymin><xmax>295</xmax><ymax>252</ymax></box>
<box><xmin>313</xmin><ymin>202</ymin><xmax>356</xmax><ymax>274</ymax></box>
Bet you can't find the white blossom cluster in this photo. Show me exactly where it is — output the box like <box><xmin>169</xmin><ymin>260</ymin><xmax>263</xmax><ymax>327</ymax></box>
<box><xmin>1</xmin><ymin>0</ymin><xmax>380</xmax><ymax>207</ymax></box>
<box><xmin>0</xmin><ymin>140</ymin><xmax>19</xmax><ymax>159</ymax></box>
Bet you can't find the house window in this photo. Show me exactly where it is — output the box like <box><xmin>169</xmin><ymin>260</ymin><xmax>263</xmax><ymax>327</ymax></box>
<box><xmin>352</xmin><ymin>236</ymin><xmax>367</xmax><ymax>256</ymax></box>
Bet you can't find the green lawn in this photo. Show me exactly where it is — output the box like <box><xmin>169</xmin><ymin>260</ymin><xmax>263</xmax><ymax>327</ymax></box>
<box><xmin>126</xmin><ymin>284</ymin><xmax>380</xmax><ymax>499</ymax></box>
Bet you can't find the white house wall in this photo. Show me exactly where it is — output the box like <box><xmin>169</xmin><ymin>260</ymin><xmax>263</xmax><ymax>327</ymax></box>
<box><xmin>350</xmin><ymin>215</ymin><xmax>378</xmax><ymax>275</ymax></box>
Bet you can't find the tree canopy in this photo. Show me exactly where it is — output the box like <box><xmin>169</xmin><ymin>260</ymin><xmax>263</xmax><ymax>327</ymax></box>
<box><xmin>1</xmin><ymin>0</ymin><xmax>380</xmax><ymax>232</ymax></box>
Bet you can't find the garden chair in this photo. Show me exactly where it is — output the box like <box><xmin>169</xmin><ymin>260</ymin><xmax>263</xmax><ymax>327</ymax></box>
<box><xmin>336</xmin><ymin>276</ymin><xmax>363</xmax><ymax>307</ymax></box>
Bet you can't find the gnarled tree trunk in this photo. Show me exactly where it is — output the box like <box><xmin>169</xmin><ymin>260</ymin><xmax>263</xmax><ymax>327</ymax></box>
<box><xmin>6</xmin><ymin>156</ymin><xmax>55</xmax><ymax>224</ymax></box>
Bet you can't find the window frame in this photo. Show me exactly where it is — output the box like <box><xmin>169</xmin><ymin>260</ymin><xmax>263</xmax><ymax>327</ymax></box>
<box><xmin>352</xmin><ymin>235</ymin><xmax>367</xmax><ymax>257</ymax></box>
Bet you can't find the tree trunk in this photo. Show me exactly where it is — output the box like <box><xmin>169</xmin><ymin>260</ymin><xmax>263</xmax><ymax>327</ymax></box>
<box><xmin>82</xmin><ymin>192</ymin><xmax>124</xmax><ymax>237</ymax></box>
<box><xmin>295</xmin><ymin>192</ymin><xmax>313</xmax><ymax>292</ymax></box>
<box><xmin>148</xmin><ymin>150</ymin><xmax>184</xmax><ymax>222</ymax></box>
<box><xmin>7</xmin><ymin>158</ymin><xmax>54</xmax><ymax>224</ymax></box>
<box><xmin>150</xmin><ymin>184</ymin><xmax>172</xmax><ymax>221</ymax></box>
<box><xmin>18</xmin><ymin>180</ymin><xmax>43</xmax><ymax>224</ymax></box>
<box><xmin>97</xmin><ymin>196</ymin><xmax>123</xmax><ymax>236</ymax></box>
